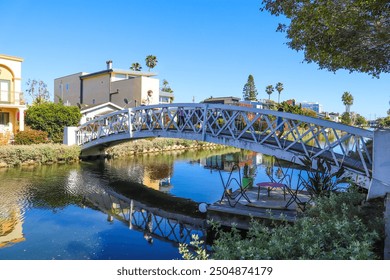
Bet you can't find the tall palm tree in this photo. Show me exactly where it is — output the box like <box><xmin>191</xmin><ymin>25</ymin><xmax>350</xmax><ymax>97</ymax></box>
<box><xmin>145</xmin><ymin>55</ymin><xmax>158</xmax><ymax>71</ymax></box>
<box><xmin>341</xmin><ymin>91</ymin><xmax>354</xmax><ymax>113</ymax></box>
<box><xmin>130</xmin><ymin>62</ymin><xmax>142</xmax><ymax>71</ymax></box>
<box><xmin>275</xmin><ymin>82</ymin><xmax>284</xmax><ymax>104</ymax></box>
<box><xmin>265</xmin><ymin>85</ymin><xmax>274</xmax><ymax>100</ymax></box>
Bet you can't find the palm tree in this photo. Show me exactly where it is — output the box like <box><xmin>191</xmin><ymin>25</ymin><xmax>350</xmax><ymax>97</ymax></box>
<box><xmin>341</xmin><ymin>91</ymin><xmax>354</xmax><ymax>113</ymax></box>
<box><xmin>275</xmin><ymin>82</ymin><xmax>284</xmax><ymax>104</ymax></box>
<box><xmin>265</xmin><ymin>85</ymin><xmax>274</xmax><ymax>100</ymax></box>
<box><xmin>130</xmin><ymin>62</ymin><xmax>142</xmax><ymax>71</ymax></box>
<box><xmin>145</xmin><ymin>55</ymin><xmax>158</xmax><ymax>71</ymax></box>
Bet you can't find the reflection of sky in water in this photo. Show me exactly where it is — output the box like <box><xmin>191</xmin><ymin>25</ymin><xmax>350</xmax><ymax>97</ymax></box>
<box><xmin>0</xmin><ymin>149</ymin><xmax>348</xmax><ymax>259</ymax></box>
<box><xmin>0</xmin><ymin>205</ymin><xmax>180</xmax><ymax>260</ymax></box>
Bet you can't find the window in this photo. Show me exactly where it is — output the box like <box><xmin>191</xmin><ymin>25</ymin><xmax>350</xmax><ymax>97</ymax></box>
<box><xmin>0</xmin><ymin>112</ymin><xmax>10</xmax><ymax>125</ymax></box>
<box><xmin>0</xmin><ymin>80</ymin><xmax>10</xmax><ymax>103</ymax></box>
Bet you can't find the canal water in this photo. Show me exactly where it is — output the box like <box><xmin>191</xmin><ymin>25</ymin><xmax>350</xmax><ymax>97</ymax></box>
<box><xmin>0</xmin><ymin>148</ymin><xmax>302</xmax><ymax>260</ymax></box>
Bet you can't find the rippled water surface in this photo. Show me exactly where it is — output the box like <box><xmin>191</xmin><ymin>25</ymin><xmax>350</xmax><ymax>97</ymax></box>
<box><xmin>0</xmin><ymin>148</ymin><xmax>301</xmax><ymax>260</ymax></box>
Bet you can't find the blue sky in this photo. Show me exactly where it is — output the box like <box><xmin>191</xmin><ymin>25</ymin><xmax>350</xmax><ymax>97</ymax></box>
<box><xmin>1</xmin><ymin>0</ymin><xmax>389</xmax><ymax>119</ymax></box>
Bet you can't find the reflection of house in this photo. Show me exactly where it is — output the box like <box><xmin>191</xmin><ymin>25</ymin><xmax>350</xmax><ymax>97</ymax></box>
<box><xmin>0</xmin><ymin>54</ymin><xmax>26</xmax><ymax>143</ymax></box>
<box><xmin>54</xmin><ymin>61</ymin><xmax>160</xmax><ymax>108</ymax></box>
<box><xmin>79</xmin><ymin>102</ymin><xmax>123</xmax><ymax>124</ymax></box>
<box><xmin>0</xmin><ymin>209</ymin><xmax>25</xmax><ymax>248</ymax></box>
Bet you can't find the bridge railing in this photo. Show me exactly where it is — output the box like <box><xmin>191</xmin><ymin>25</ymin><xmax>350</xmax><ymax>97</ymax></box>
<box><xmin>76</xmin><ymin>103</ymin><xmax>374</xmax><ymax>177</ymax></box>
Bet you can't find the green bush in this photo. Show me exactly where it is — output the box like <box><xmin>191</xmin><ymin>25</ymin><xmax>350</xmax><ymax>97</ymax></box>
<box><xmin>182</xmin><ymin>191</ymin><xmax>382</xmax><ymax>260</ymax></box>
<box><xmin>25</xmin><ymin>102</ymin><xmax>81</xmax><ymax>143</ymax></box>
<box><xmin>0</xmin><ymin>144</ymin><xmax>80</xmax><ymax>167</ymax></box>
<box><xmin>14</xmin><ymin>129</ymin><xmax>49</xmax><ymax>145</ymax></box>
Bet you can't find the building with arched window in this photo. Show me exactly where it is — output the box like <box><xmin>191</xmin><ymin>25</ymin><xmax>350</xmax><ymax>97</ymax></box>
<box><xmin>0</xmin><ymin>54</ymin><xmax>26</xmax><ymax>143</ymax></box>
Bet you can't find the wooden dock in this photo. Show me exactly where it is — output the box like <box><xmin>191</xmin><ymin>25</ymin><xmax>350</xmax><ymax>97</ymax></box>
<box><xmin>207</xmin><ymin>186</ymin><xmax>311</xmax><ymax>229</ymax></box>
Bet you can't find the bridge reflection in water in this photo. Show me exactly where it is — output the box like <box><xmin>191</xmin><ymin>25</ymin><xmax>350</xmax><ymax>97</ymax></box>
<box><xmin>70</xmin><ymin>166</ymin><xmax>206</xmax><ymax>245</ymax></box>
<box><xmin>82</xmin><ymin>187</ymin><xmax>206</xmax><ymax>246</ymax></box>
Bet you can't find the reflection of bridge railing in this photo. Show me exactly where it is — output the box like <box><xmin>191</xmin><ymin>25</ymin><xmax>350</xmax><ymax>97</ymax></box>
<box><xmin>83</xmin><ymin>188</ymin><xmax>206</xmax><ymax>246</ymax></box>
<box><xmin>76</xmin><ymin>103</ymin><xmax>373</xmax><ymax>179</ymax></box>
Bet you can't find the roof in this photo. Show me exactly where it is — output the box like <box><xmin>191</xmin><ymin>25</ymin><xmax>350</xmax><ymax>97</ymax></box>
<box><xmin>0</xmin><ymin>54</ymin><xmax>23</xmax><ymax>62</ymax></box>
<box><xmin>159</xmin><ymin>90</ymin><xmax>174</xmax><ymax>98</ymax></box>
<box><xmin>80</xmin><ymin>69</ymin><xmax>157</xmax><ymax>79</ymax></box>
<box><xmin>80</xmin><ymin>102</ymin><xmax>123</xmax><ymax>114</ymax></box>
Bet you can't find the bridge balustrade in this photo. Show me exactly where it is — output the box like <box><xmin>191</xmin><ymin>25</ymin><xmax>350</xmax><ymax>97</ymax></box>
<box><xmin>76</xmin><ymin>103</ymin><xmax>374</xmax><ymax>179</ymax></box>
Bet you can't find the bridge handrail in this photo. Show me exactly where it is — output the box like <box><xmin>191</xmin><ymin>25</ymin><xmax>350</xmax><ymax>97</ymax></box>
<box><xmin>76</xmin><ymin>102</ymin><xmax>374</xmax><ymax>181</ymax></box>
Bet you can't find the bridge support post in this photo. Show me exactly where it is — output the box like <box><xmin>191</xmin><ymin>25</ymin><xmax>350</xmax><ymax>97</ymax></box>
<box><xmin>368</xmin><ymin>129</ymin><xmax>390</xmax><ymax>200</ymax></box>
<box><xmin>63</xmin><ymin>126</ymin><xmax>77</xmax><ymax>145</ymax></box>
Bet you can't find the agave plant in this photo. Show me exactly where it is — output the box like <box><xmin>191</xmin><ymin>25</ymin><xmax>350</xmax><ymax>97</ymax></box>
<box><xmin>299</xmin><ymin>156</ymin><xmax>350</xmax><ymax>197</ymax></box>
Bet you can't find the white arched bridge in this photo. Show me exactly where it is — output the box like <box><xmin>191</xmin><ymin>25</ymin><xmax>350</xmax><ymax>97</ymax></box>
<box><xmin>64</xmin><ymin>103</ymin><xmax>389</xmax><ymax>198</ymax></box>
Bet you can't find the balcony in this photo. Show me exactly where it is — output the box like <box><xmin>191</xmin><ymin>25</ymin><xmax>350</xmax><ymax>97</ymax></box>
<box><xmin>0</xmin><ymin>91</ymin><xmax>25</xmax><ymax>105</ymax></box>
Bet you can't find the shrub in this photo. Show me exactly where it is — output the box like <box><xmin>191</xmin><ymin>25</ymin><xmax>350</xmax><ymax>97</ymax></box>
<box><xmin>14</xmin><ymin>129</ymin><xmax>49</xmax><ymax>145</ymax></box>
<box><xmin>182</xmin><ymin>191</ymin><xmax>382</xmax><ymax>260</ymax></box>
<box><xmin>0</xmin><ymin>144</ymin><xmax>80</xmax><ymax>167</ymax></box>
<box><xmin>25</xmin><ymin>102</ymin><xmax>81</xmax><ymax>143</ymax></box>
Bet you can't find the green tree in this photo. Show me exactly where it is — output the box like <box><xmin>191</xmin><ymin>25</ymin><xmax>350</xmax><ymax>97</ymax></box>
<box><xmin>242</xmin><ymin>75</ymin><xmax>258</xmax><ymax>101</ymax></box>
<box><xmin>130</xmin><ymin>62</ymin><xmax>142</xmax><ymax>71</ymax></box>
<box><xmin>341</xmin><ymin>91</ymin><xmax>354</xmax><ymax>113</ymax></box>
<box><xmin>161</xmin><ymin>79</ymin><xmax>173</xmax><ymax>93</ymax></box>
<box><xmin>145</xmin><ymin>55</ymin><xmax>158</xmax><ymax>71</ymax></box>
<box><xmin>265</xmin><ymin>85</ymin><xmax>274</xmax><ymax>100</ymax></box>
<box><xmin>354</xmin><ymin>114</ymin><xmax>368</xmax><ymax>127</ymax></box>
<box><xmin>25</xmin><ymin>79</ymin><xmax>51</xmax><ymax>105</ymax></box>
<box><xmin>275</xmin><ymin>82</ymin><xmax>284</xmax><ymax>103</ymax></box>
<box><xmin>341</xmin><ymin>112</ymin><xmax>352</xmax><ymax>125</ymax></box>
<box><xmin>260</xmin><ymin>0</ymin><xmax>389</xmax><ymax>77</ymax></box>
<box><xmin>25</xmin><ymin>102</ymin><xmax>81</xmax><ymax>143</ymax></box>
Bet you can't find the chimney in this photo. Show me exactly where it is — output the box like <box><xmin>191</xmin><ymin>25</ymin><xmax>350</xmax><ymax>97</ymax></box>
<box><xmin>106</xmin><ymin>60</ymin><xmax>112</xmax><ymax>70</ymax></box>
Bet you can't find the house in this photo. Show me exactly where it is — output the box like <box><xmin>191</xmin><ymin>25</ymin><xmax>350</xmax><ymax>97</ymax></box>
<box><xmin>54</xmin><ymin>61</ymin><xmax>160</xmax><ymax>108</ymax></box>
<box><xmin>79</xmin><ymin>102</ymin><xmax>123</xmax><ymax>125</ymax></box>
<box><xmin>159</xmin><ymin>90</ymin><xmax>174</xmax><ymax>104</ymax></box>
<box><xmin>202</xmin><ymin>96</ymin><xmax>240</xmax><ymax>105</ymax></box>
<box><xmin>0</xmin><ymin>54</ymin><xmax>26</xmax><ymax>143</ymax></box>
<box><xmin>299</xmin><ymin>101</ymin><xmax>323</xmax><ymax>113</ymax></box>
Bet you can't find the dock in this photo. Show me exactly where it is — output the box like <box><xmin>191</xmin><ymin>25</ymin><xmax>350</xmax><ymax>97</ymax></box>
<box><xmin>207</xmin><ymin>186</ymin><xmax>311</xmax><ymax>230</ymax></box>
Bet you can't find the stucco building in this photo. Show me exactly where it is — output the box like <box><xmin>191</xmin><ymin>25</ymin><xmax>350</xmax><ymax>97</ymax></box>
<box><xmin>54</xmin><ymin>61</ymin><xmax>160</xmax><ymax>108</ymax></box>
<box><xmin>0</xmin><ymin>54</ymin><xmax>26</xmax><ymax>143</ymax></box>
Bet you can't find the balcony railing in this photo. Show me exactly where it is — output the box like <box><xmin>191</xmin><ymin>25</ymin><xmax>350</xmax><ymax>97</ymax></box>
<box><xmin>0</xmin><ymin>91</ymin><xmax>25</xmax><ymax>105</ymax></box>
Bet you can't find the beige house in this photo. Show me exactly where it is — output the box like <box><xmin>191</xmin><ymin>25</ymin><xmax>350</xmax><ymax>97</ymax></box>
<box><xmin>0</xmin><ymin>54</ymin><xmax>26</xmax><ymax>143</ymax></box>
<box><xmin>54</xmin><ymin>61</ymin><xmax>159</xmax><ymax>108</ymax></box>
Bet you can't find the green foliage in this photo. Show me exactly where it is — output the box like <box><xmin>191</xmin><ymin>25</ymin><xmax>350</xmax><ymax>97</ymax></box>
<box><xmin>0</xmin><ymin>144</ymin><xmax>80</xmax><ymax>167</ymax></box>
<box><xmin>265</xmin><ymin>85</ymin><xmax>274</xmax><ymax>100</ymax></box>
<box><xmin>130</xmin><ymin>62</ymin><xmax>142</xmax><ymax>71</ymax></box>
<box><xmin>179</xmin><ymin>234</ymin><xmax>209</xmax><ymax>260</ymax></box>
<box><xmin>376</xmin><ymin>116</ymin><xmax>390</xmax><ymax>128</ymax></box>
<box><xmin>189</xmin><ymin>191</ymin><xmax>381</xmax><ymax>260</ymax></box>
<box><xmin>341</xmin><ymin>112</ymin><xmax>352</xmax><ymax>125</ymax></box>
<box><xmin>25</xmin><ymin>102</ymin><xmax>81</xmax><ymax>143</ymax></box>
<box><xmin>275</xmin><ymin>82</ymin><xmax>284</xmax><ymax>103</ymax></box>
<box><xmin>145</xmin><ymin>55</ymin><xmax>158</xmax><ymax>71</ymax></box>
<box><xmin>242</xmin><ymin>75</ymin><xmax>258</xmax><ymax>101</ymax></box>
<box><xmin>300</xmin><ymin>156</ymin><xmax>350</xmax><ymax>197</ymax></box>
<box><xmin>260</xmin><ymin>0</ymin><xmax>389</xmax><ymax>77</ymax></box>
<box><xmin>14</xmin><ymin>128</ymin><xmax>48</xmax><ymax>145</ymax></box>
<box><xmin>354</xmin><ymin>114</ymin><xmax>368</xmax><ymax>127</ymax></box>
<box><xmin>278</xmin><ymin>101</ymin><xmax>317</xmax><ymax>119</ymax></box>
<box><xmin>341</xmin><ymin>91</ymin><xmax>354</xmax><ymax>112</ymax></box>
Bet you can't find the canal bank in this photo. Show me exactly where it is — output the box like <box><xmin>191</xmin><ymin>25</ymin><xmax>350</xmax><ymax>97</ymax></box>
<box><xmin>0</xmin><ymin>138</ymin><xmax>230</xmax><ymax>168</ymax></box>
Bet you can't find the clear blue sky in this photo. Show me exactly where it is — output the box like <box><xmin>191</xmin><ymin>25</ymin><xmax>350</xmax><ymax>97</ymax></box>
<box><xmin>1</xmin><ymin>0</ymin><xmax>389</xmax><ymax>119</ymax></box>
